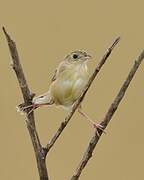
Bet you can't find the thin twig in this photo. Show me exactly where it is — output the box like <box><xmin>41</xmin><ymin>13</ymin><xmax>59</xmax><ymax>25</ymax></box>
<box><xmin>2</xmin><ymin>27</ymin><xmax>49</xmax><ymax>180</ymax></box>
<box><xmin>44</xmin><ymin>37</ymin><xmax>120</xmax><ymax>156</ymax></box>
<box><xmin>70</xmin><ymin>50</ymin><xmax>144</xmax><ymax>180</ymax></box>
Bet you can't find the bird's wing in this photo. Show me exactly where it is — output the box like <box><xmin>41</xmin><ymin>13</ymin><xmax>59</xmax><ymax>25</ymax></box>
<box><xmin>51</xmin><ymin>69</ymin><xmax>57</xmax><ymax>82</ymax></box>
<box><xmin>51</xmin><ymin>61</ymin><xmax>67</xmax><ymax>82</ymax></box>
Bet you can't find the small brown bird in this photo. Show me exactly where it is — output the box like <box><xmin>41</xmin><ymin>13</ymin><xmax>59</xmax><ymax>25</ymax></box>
<box><xmin>18</xmin><ymin>50</ymin><xmax>104</xmax><ymax>134</ymax></box>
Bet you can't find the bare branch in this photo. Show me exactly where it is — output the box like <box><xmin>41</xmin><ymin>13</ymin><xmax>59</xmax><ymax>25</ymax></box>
<box><xmin>70</xmin><ymin>50</ymin><xmax>144</xmax><ymax>180</ymax></box>
<box><xmin>2</xmin><ymin>27</ymin><xmax>49</xmax><ymax>180</ymax></box>
<box><xmin>44</xmin><ymin>37</ymin><xmax>120</xmax><ymax>156</ymax></box>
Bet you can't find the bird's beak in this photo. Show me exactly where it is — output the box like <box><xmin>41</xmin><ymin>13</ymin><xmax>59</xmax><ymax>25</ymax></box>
<box><xmin>85</xmin><ymin>54</ymin><xmax>92</xmax><ymax>60</ymax></box>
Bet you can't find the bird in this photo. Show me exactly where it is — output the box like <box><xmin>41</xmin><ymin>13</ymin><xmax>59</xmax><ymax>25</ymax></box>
<box><xmin>18</xmin><ymin>50</ymin><xmax>104</xmax><ymax>134</ymax></box>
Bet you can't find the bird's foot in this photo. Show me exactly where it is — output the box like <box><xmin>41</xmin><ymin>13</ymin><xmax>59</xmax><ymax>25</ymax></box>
<box><xmin>93</xmin><ymin>123</ymin><xmax>106</xmax><ymax>137</ymax></box>
<box><xmin>16</xmin><ymin>103</ymin><xmax>38</xmax><ymax>115</ymax></box>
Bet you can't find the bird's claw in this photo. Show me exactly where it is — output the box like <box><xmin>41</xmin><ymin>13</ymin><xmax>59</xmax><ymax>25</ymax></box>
<box><xmin>93</xmin><ymin>123</ymin><xmax>106</xmax><ymax>137</ymax></box>
<box><xmin>16</xmin><ymin>103</ymin><xmax>36</xmax><ymax>114</ymax></box>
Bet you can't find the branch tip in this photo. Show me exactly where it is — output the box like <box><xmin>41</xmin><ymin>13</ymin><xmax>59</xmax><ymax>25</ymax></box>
<box><xmin>2</xmin><ymin>26</ymin><xmax>9</xmax><ymax>39</ymax></box>
<box><xmin>110</xmin><ymin>36</ymin><xmax>120</xmax><ymax>51</ymax></box>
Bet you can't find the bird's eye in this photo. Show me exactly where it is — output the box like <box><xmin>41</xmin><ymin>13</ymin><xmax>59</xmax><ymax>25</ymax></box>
<box><xmin>73</xmin><ymin>54</ymin><xmax>78</xmax><ymax>59</ymax></box>
<box><xmin>39</xmin><ymin>95</ymin><xmax>44</xmax><ymax>98</ymax></box>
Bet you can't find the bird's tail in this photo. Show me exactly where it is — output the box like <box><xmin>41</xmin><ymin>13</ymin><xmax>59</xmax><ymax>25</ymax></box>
<box><xmin>16</xmin><ymin>91</ymin><xmax>54</xmax><ymax>114</ymax></box>
<box><xmin>32</xmin><ymin>91</ymin><xmax>54</xmax><ymax>105</ymax></box>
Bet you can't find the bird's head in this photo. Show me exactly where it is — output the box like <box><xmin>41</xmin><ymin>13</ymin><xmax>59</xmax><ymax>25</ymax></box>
<box><xmin>65</xmin><ymin>50</ymin><xmax>92</xmax><ymax>64</ymax></box>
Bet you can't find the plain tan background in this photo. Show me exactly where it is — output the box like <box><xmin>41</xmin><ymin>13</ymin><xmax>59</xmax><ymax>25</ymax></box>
<box><xmin>0</xmin><ymin>0</ymin><xmax>144</xmax><ymax>179</ymax></box>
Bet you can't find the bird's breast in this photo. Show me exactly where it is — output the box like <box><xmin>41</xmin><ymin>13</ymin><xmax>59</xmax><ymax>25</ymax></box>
<box><xmin>50</xmin><ymin>64</ymin><xmax>89</xmax><ymax>107</ymax></box>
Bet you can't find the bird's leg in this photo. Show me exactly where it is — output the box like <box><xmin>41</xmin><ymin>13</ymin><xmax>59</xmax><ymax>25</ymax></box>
<box><xmin>17</xmin><ymin>103</ymin><xmax>46</xmax><ymax>115</ymax></box>
<box><xmin>20</xmin><ymin>104</ymin><xmax>35</xmax><ymax>111</ymax></box>
<box><xmin>78</xmin><ymin>105</ymin><xmax>106</xmax><ymax>136</ymax></box>
<box><xmin>27</xmin><ymin>103</ymin><xmax>51</xmax><ymax>114</ymax></box>
<box><xmin>27</xmin><ymin>102</ymin><xmax>54</xmax><ymax>115</ymax></box>
<box><xmin>17</xmin><ymin>103</ymin><xmax>38</xmax><ymax>112</ymax></box>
